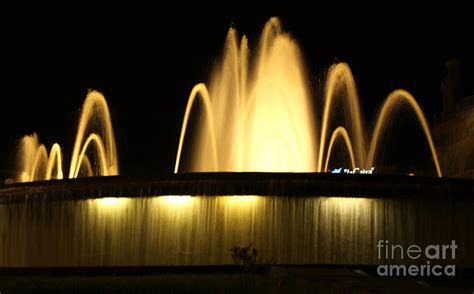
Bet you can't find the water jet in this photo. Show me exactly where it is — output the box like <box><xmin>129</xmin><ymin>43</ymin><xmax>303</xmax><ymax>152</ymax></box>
<box><xmin>0</xmin><ymin>17</ymin><xmax>472</xmax><ymax>292</ymax></box>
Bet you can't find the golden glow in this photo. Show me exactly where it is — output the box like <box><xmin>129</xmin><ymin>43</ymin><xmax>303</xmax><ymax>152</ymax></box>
<box><xmin>323</xmin><ymin>197</ymin><xmax>372</xmax><ymax>216</ymax></box>
<box><xmin>95</xmin><ymin>197</ymin><xmax>128</xmax><ymax>206</ymax></box>
<box><xmin>14</xmin><ymin>91</ymin><xmax>118</xmax><ymax>183</ymax></box>
<box><xmin>12</xmin><ymin>18</ymin><xmax>443</xmax><ymax>180</ymax></box>
<box><xmin>15</xmin><ymin>134</ymin><xmax>64</xmax><ymax>182</ymax></box>
<box><xmin>69</xmin><ymin>90</ymin><xmax>118</xmax><ymax>178</ymax></box>
<box><xmin>161</xmin><ymin>195</ymin><xmax>193</xmax><ymax>205</ymax></box>
<box><xmin>225</xmin><ymin>195</ymin><xmax>259</xmax><ymax>202</ymax></box>
<box><xmin>367</xmin><ymin>90</ymin><xmax>442</xmax><ymax>177</ymax></box>
<box><xmin>30</xmin><ymin>144</ymin><xmax>48</xmax><ymax>180</ymax></box>
<box><xmin>175</xmin><ymin>18</ymin><xmax>442</xmax><ymax>177</ymax></box>
<box><xmin>324</xmin><ymin>126</ymin><xmax>356</xmax><ymax>171</ymax></box>
<box><xmin>325</xmin><ymin>196</ymin><xmax>370</xmax><ymax>204</ymax></box>
<box><xmin>73</xmin><ymin>133</ymin><xmax>109</xmax><ymax>178</ymax></box>
<box><xmin>319</xmin><ymin>63</ymin><xmax>366</xmax><ymax>172</ymax></box>
<box><xmin>175</xmin><ymin>84</ymin><xmax>218</xmax><ymax>173</ymax></box>
<box><xmin>45</xmin><ymin>143</ymin><xmax>63</xmax><ymax>180</ymax></box>
<box><xmin>175</xmin><ymin>17</ymin><xmax>317</xmax><ymax>172</ymax></box>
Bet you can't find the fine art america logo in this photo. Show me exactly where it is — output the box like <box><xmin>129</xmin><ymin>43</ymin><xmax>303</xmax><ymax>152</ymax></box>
<box><xmin>377</xmin><ymin>240</ymin><xmax>457</xmax><ymax>277</ymax></box>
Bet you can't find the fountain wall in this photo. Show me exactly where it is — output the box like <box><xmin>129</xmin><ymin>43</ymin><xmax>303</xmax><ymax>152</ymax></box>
<box><xmin>1</xmin><ymin>193</ymin><xmax>473</xmax><ymax>267</ymax></box>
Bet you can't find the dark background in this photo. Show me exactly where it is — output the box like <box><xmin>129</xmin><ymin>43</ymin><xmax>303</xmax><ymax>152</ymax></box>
<box><xmin>1</xmin><ymin>3</ymin><xmax>472</xmax><ymax>178</ymax></box>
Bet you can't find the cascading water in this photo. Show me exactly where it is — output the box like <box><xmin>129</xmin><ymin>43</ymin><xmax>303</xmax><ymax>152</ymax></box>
<box><xmin>1</xmin><ymin>17</ymin><xmax>466</xmax><ymax>269</ymax></box>
<box><xmin>13</xmin><ymin>90</ymin><xmax>119</xmax><ymax>182</ymax></box>
<box><xmin>1</xmin><ymin>195</ymin><xmax>472</xmax><ymax>266</ymax></box>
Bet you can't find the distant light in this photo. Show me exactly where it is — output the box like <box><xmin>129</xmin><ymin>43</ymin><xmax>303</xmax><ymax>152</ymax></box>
<box><xmin>227</xmin><ymin>195</ymin><xmax>259</xmax><ymax>201</ymax></box>
<box><xmin>225</xmin><ymin>195</ymin><xmax>260</xmax><ymax>206</ymax></box>
<box><xmin>95</xmin><ymin>197</ymin><xmax>124</xmax><ymax>205</ymax></box>
<box><xmin>162</xmin><ymin>196</ymin><xmax>192</xmax><ymax>204</ymax></box>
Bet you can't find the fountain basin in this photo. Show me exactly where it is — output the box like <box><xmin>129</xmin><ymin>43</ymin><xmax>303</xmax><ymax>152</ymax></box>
<box><xmin>1</xmin><ymin>173</ymin><xmax>473</xmax><ymax>267</ymax></box>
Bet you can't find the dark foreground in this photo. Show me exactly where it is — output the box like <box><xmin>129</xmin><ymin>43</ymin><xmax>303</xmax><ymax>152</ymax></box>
<box><xmin>1</xmin><ymin>265</ymin><xmax>473</xmax><ymax>293</ymax></box>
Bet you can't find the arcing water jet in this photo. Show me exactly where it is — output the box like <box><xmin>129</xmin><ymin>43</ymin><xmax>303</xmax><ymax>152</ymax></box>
<box><xmin>176</xmin><ymin>18</ymin><xmax>442</xmax><ymax>177</ymax></box>
<box><xmin>175</xmin><ymin>17</ymin><xmax>317</xmax><ymax>173</ymax></box>
<box><xmin>15</xmin><ymin>134</ymin><xmax>63</xmax><ymax>182</ymax></box>
<box><xmin>13</xmin><ymin>90</ymin><xmax>118</xmax><ymax>182</ymax></box>
<box><xmin>69</xmin><ymin>91</ymin><xmax>118</xmax><ymax>178</ymax></box>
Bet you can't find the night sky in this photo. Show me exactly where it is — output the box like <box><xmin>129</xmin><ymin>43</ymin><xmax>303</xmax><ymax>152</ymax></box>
<box><xmin>1</xmin><ymin>3</ymin><xmax>472</xmax><ymax>178</ymax></box>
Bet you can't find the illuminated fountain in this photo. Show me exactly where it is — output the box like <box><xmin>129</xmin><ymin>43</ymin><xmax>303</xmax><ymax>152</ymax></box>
<box><xmin>175</xmin><ymin>18</ymin><xmax>317</xmax><ymax>172</ymax></box>
<box><xmin>15</xmin><ymin>133</ymin><xmax>63</xmax><ymax>182</ymax></box>
<box><xmin>176</xmin><ymin>18</ymin><xmax>441</xmax><ymax>176</ymax></box>
<box><xmin>13</xmin><ymin>90</ymin><xmax>118</xmax><ymax>182</ymax></box>
<box><xmin>0</xmin><ymin>18</ymin><xmax>472</xmax><ymax>271</ymax></box>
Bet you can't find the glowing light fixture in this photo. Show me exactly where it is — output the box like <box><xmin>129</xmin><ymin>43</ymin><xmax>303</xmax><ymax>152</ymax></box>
<box><xmin>95</xmin><ymin>197</ymin><xmax>126</xmax><ymax>205</ymax></box>
<box><xmin>161</xmin><ymin>195</ymin><xmax>192</xmax><ymax>204</ymax></box>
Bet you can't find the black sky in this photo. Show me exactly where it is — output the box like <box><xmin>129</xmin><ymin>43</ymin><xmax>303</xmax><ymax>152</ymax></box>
<box><xmin>0</xmin><ymin>3</ymin><xmax>472</xmax><ymax>177</ymax></box>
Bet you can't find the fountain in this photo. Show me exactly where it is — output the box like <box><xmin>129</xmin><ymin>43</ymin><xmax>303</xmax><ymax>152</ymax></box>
<box><xmin>13</xmin><ymin>90</ymin><xmax>118</xmax><ymax>183</ymax></box>
<box><xmin>0</xmin><ymin>18</ymin><xmax>472</xmax><ymax>279</ymax></box>
<box><xmin>15</xmin><ymin>133</ymin><xmax>63</xmax><ymax>182</ymax></box>
<box><xmin>175</xmin><ymin>18</ymin><xmax>317</xmax><ymax>173</ymax></box>
<box><xmin>175</xmin><ymin>18</ymin><xmax>442</xmax><ymax>177</ymax></box>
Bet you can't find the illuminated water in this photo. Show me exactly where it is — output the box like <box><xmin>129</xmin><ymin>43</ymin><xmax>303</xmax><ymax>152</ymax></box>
<box><xmin>1</xmin><ymin>18</ymin><xmax>459</xmax><ymax>268</ymax></box>
<box><xmin>175</xmin><ymin>18</ymin><xmax>442</xmax><ymax>176</ymax></box>
<box><xmin>15</xmin><ymin>134</ymin><xmax>63</xmax><ymax>182</ymax></box>
<box><xmin>14</xmin><ymin>91</ymin><xmax>118</xmax><ymax>182</ymax></box>
<box><xmin>176</xmin><ymin>18</ymin><xmax>317</xmax><ymax>172</ymax></box>
<box><xmin>1</xmin><ymin>195</ymin><xmax>472</xmax><ymax>266</ymax></box>
<box><xmin>13</xmin><ymin>18</ymin><xmax>441</xmax><ymax>178</ymax></box>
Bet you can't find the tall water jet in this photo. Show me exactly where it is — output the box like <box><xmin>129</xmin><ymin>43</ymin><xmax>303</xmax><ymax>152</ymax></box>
<box><xmin>69</xmin><ymin>90</ymin><xmax>118</xmax><ymax>178</ymax></box>
<box><xmin>367</xmin><ymin>89</ymin><xmax>442</xmax><ymax>176</ymax></box>
<box><xmin>175</xmin><ymin>17</ymin><xmax>317</xmax><ymax>172</ymax></box>
<box><xmin>175</xmin><ymin>18</ymin><xmax>443</xmax><ymax>176</ymax></box>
